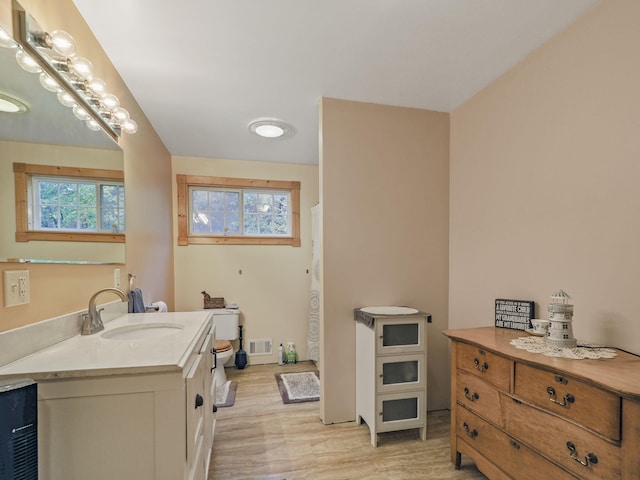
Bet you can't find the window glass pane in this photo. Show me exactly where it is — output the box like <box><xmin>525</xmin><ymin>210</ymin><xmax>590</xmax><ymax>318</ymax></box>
<box><xmin>192</xmin><ymin>212</ymin><xmax>210</xmax><ymax>233</ymax></box>
<box><xmin>244</xmin><ymin>213</ymin><xmax>259</xmax><ymax>234</ymax></box>
<box><xmin>225</xmin><ymin>192</ymin><xmax>239</xmax><ymax>212</ymax></box>
<box><xmin>101</xmin><ymin>185</ymin><xmax>118</xmax><ymax>207</ymax></box>
<box><xmin>226</xmin><ymin>213</ymin><xmax>240</xmax><ymax>234</ymax></box>
<box><xmin>274</xmin><ymin>194</ymin><xmax>288</xmax><ymax>214</ymax></box>
<box><xmin>210</xmin><ymin>191</ymin><xmax>225</xmax><ymax>211</ymax></box>
<box><xmin>273</xmin><ymin>215</ymin><xmax>288</xmax><ymax>234</ymax></box>
<box><xmin>81</xmin><ymin>208</ymin><xmax>97</xmax><ymax>230</ymax></box>
<box><xmin>60</xmin><ymin>207</ymin><xmax>78</xmax><ymax>229</ymax></box>
<box><xmin>59</xmin><ymin>183</ymin><xmax>77</xmax><ymax>206</ymax></box>
<box><xmin>210</xmin><ymin>212</ymin><xmax>225</xmax><ymax>233</ymax></box>
<box><xmin>101</xmin><ymin>208</ymin><xmax>118</xmax><ymax>231</ymax></box>
<box><xmin>39</xmin><ymin>182</ymin><xmax>58</xmax><ymax>205</ymax></box>
<box><xmin>79</xmin><ymin>184</ymin><xmax>96</xmax><ymax>206</ymax></box>
<box><xmin>259</xmin><ymin>214</ymin><xmax>274</xmax><ymax>234</ymax></box>
<box><xmin>40</xmin><ymin>206</ymin><xmax>58</xmax><ymax>228</ymax></box>
<box><xmin>244</xmin><ymin>193</ymin><xmax>258</xmax><ymax>213</ymax></box>
<box><xmin>192</xmin><ymin>190</ymin><xmax>208</xmax><ymax>210</ymax></box>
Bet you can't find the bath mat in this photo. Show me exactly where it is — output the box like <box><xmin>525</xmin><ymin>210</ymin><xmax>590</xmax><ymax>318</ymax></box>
<box><xmin>216</xmin><ymin>380</ymin><xmax>237</xmax><ymax>408</ymax></box>
<box><xmin>275</xmin><ymin>371</ymin><xmax>320</xmax><ymax>404</ymax></box>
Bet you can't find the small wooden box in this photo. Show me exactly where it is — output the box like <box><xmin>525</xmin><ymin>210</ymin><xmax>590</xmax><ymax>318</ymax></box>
<box><xmin>204</xmin><ymin>297</ymin><xmax>225</xmax><ymax>309</ymax></box>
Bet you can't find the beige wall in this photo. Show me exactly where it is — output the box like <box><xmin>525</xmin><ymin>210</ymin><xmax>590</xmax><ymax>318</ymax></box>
<box><xmin>172</xmin><ymin>156</ymin><xmax>319</xmax><ymax>365</ymax></box>
<box><xmin>0</xmin><ymin>0</ymin><xmax>174</xmax><ymax>331</ymax></box>
<box><xmin>320</xmin><ymin>98</ymin><xmax>450</xmax><ymax>423</ymax></box>
<box><xmin>449</xmin><ymin>0</ymin><xmax>640</xmax><ymax>353</ymax></box>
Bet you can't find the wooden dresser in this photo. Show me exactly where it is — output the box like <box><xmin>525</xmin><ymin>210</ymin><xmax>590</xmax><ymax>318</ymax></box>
<box><xmin>444</xmin><ymin>327</ymin><xmax>640</xmax><ymax>480</ymax></box>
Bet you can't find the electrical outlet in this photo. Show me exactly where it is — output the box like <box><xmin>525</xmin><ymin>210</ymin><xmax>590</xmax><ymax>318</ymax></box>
<box><xmin>3</xmin><ymin>270</ymin><xmax>30</xmax><ymax>307</ymax></box>
<box><xmin>114</xmin><ymin>268</ymin><xmax>121</xmax><ymax>288</ymax></box>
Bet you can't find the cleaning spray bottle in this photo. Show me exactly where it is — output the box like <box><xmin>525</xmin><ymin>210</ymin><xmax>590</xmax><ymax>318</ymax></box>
<box><xmin>286</xmin><ymin>342</ymin><xmax>297</xmax><ymax>364</ymax></box>
<box><xmin>278</xmin><ymin>343</ymin><xmax>284</xmax><ymax>365</ymax></box>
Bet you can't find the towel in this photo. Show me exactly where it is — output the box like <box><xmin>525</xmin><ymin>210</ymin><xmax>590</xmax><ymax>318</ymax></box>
<box><xmin>128</xmin><ymin>288</ymin><xmax>145</xmax><ymax>313</ymax></box>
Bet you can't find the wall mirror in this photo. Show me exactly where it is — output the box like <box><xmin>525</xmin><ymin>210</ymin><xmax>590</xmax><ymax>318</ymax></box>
<box><xmin>0</xmin><ymin>14</ymin><xmax>125</xmax><ymax>264</ymax></box>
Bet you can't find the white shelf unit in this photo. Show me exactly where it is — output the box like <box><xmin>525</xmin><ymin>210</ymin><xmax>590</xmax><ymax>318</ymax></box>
<box><xmin>355</xmin><ymin>312</ymin><xmax>429</xmax><ymax>447</ymax></box>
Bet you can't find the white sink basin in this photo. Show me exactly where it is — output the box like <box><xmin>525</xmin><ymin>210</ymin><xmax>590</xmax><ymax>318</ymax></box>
<box><xmin>101</xmin><ymin>323</ymin><xmax>184</xmax><ymax>341</ymax></box>
<box><xmin>360</xmin><ymin>306</ymin><xmax>419</xmax><ymax>315</ymax></box>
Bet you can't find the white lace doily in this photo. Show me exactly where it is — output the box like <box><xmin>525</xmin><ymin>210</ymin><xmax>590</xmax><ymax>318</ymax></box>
<box><xmin>510</xmin><ymin>336</ymin><xmax>617</xmax><ymax>359</ymax></box>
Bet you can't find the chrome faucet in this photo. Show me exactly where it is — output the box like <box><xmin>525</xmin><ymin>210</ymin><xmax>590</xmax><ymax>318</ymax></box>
<box><xmin>81</xmin><ymin>287</ymin><xmax>128</xmax><ymax>335</ymax></box>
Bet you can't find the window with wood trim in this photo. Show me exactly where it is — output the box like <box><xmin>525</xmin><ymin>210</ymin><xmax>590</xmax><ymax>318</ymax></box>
<box><xmin>177</xmin><ymin>174</ymin><xmax>300</xmax><ymax>246</ymax></box>
<box><xmin>13</xmin><ymin>162</ymin><xmax>125</xmax><ymax>244</ymax></box>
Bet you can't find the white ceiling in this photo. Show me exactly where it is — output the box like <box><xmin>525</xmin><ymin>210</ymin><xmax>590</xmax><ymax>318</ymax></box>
<box><xmin>71</xmin><ymin>0</ymin><xmax>599</xmax><ymax>165</ymax></box>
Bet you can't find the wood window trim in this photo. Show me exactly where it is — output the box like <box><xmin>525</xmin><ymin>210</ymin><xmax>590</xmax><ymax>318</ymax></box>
<box><xmin>13</xmin><ymin>162</ymin><xmax>125</xmax><ymax>244</ymax></box>
<box><xmin>177</xmin><ymin>174</ymin><xmax>301</xmax><ymax>247</ymax></box>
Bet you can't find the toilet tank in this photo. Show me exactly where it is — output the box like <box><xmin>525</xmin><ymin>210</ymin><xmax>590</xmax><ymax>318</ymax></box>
<box><xmin>209</xmin><ymin>308</ymin><xmax>240</xmax><ymax>340</ymax></box>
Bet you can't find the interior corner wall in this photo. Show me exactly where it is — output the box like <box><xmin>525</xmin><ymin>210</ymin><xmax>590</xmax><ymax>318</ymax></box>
<box><xmin>449</xmin><ymin>0</ymin><xmax>640</xmax><ymax>353</ymax></box>
<box><xmin>0</xmin><ymin>0</ymin><xmax>174</xmax><ymax>330</ymax></box>
<box><xmin>319</xmin><ymin>98</ymin><xmax>450</xmax><ymax>423</ymax></box>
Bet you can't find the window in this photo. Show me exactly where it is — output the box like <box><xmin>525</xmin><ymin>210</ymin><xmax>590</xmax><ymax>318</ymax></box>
<box><xmin>177</xmin><ymin>175</ymin><xmax>300</xmax><ymax>246</ymax></box>
<box><xmin>13</xmin><ymin>163</ymin><xmax>125</xmax><ymax>244</ymax></box>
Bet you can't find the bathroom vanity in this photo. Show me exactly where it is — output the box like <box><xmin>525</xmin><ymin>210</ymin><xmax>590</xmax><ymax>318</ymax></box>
<box><xmin>445</xmin><ymin>326</ymin><xmax>640</xmax><ymax>480</ymax></box>
<box><xmin>354</xmin><ymin>307</ymin><xmax>430</xmax><ymax>447</ymax></box>
<box><xmin>0</xmin><ymin>311</ymin><xmax>216</xmax><ymax>480</ymax></box>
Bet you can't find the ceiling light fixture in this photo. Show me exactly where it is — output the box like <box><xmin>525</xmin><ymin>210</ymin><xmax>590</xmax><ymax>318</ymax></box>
<box><xmin>248</xmin><ymin>118</ymin><xmax>294</xmax><ymax>139</ymax></box>
<box><xmin>1</xmin><ymin>4</ymin><xmax>137</xmax><ymax>140</ymax></box>
<box><xmin>0</xmin><ymin>92</ymin><xmax>28</xmax><ymax>113</ymax></box>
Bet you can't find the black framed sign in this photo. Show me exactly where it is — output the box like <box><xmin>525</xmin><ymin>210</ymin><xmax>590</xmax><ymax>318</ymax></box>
<box><xmin>495</xmin><ymin>299</ymin><xmax>535</xmax><ymax>330</ymax></box>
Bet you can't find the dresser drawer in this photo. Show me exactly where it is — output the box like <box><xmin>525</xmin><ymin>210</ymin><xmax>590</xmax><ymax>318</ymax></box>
<box><xmin>456</xmin><ymin>370</ymin><xmax>505</xmax><ymax>427</ymax></box>
<box><xmin>514</xmin><ymin>363</ymin><xmax>620</xmax><ymax>440</ymax></box>
<box><xmin>503</xmin><ymin>393</ymin><xmax>621</xmax><ymax>480</ymax></box>
<box><xmin>456</xmin><ymin>406</ymin><xmax>577</xmax><ymax>480</ymax></box>
<box><xmin>456</xmin><ymin>343</ymin><xmax>511</xmax><ymax>391</ymax></box>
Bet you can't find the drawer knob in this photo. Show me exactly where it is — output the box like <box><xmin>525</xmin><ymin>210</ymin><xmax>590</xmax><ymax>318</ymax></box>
<box><xmin>546</xmin><ymin>386</ymin><xmax>575</xmax><ymax>407</ymax></box>
<box><xmin>195</xmin><ymin>393</ymin><xmax>204</xmax><ymax>409</ymax></box>
<box><xmin>510</xmin><ymin>440</ymin><xmax>520</xmax><ymax>450</ymax></box>
<box><xmin>463</xmin><ymin>387</ymin><xmax>479</xmax><ymax>402</ymax></box>
<box><xmin>566</xmin><ymin>441</ymin><xmax>598</xmax><ymax>467</ymax></box>
<box><xmin>463</xmin><ymin>422</ymin><xmax>478</xmax><ymax>439</ymax></box>
<box><xmin>473</xmin><ymin>358</ymin><xmax>489</xmax><ymax>372</ymax></box>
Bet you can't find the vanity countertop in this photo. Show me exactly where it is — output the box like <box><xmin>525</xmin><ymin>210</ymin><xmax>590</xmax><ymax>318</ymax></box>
<box><xmin>0</xmin><ymin>311</ymin><xmax>212</xmax><ymax>380</ymax></box>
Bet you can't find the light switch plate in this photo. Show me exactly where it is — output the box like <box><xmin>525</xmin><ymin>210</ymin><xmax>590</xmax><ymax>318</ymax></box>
<box><xmin>3</xmin><ymin>270</ymin><xmax>30</xmax><ymax>307</ymax></box>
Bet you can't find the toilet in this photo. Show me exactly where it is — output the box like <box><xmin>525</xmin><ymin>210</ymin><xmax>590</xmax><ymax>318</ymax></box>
<box><xmin>209</xmin><ymin>308</ymin><xmax>240</xmax><ymax>388</ymax></box>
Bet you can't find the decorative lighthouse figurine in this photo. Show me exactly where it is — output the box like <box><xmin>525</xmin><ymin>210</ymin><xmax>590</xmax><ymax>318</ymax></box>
<box><xmin>545</xmin><ymin>289</ymin><xmax>577</xmax><ymax>348</ymax></box>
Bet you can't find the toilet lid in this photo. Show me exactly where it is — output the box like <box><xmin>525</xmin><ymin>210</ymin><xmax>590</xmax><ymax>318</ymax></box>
<box><xmin>215</xmin><ymin>340</ymin><xmax>232</xmax><ymax>352</ymax></box>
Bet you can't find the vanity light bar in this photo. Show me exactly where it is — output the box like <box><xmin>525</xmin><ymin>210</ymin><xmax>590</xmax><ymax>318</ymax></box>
<box><xmin>8</xmin><ymin>4</ymin><xmax>137</xmax><ymax>141</ymax></box>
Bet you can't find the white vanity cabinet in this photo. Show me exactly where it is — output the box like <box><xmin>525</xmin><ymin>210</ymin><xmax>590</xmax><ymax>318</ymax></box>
<box><xmin>355</xmin><ymin>310</ymin><xmax>429</xmax><ymax>447</ymax></box>
<box><xmin>0</xmin><ymin>311</ymin><xmax>216</xmax><ymax>480</ymax></box>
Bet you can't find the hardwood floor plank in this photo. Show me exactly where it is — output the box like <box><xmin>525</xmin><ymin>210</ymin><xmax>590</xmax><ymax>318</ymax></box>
<box><xmin>210</xmin><ymin>362</ymin><xmax>485</xmax><ymax>479</ymax></box>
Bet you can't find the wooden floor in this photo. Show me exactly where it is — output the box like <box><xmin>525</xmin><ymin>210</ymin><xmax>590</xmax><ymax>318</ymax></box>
<box><xmin>209</xmin><ymin>361</ymin><xmax>486</xmax><ymax>480</ymax></box>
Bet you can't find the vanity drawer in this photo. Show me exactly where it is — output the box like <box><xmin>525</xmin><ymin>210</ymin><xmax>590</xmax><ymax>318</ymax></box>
<box><xmin>503</xmin><ymin>393</ymin><xmax>621</xmax><ymax>480</ymax></box>
<box><xmin>456</xmin><ymin>406</ymin><xmax>577</xmax><ymax>480</ymax></box>
<box><xmin>456</xmin><ymin>370</ymin><xmax>505</xmax><ymax>427</ymax></box>
<box><xmin>186</xmin><ymin>354</ymin><xmax>206</xmax><ymax>470</ymax></box>
<box><xmin>456</xmin><ymin>343</ymin><xmax>511</xmax><ymax>391</ymax></box>
<box><xmin>514</xmin><ymin>363</ymin><xmax>620</xmax><ymax>440</ymax></box>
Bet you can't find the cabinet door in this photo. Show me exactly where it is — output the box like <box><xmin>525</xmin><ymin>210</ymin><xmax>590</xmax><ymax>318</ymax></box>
<box><xmin>376</xmin><ymin>317</ymin><xmax>425</xmax><ymax>355</ymax></box>
<box><xmin>376</xmin><ymin>390</ymin><xmax>425</xmax><ymax>433</ymax></box>
<box><xmin>376</xmin><ymin>353</ymin><xmax>425</xmax><ymax>394</ymax></box>
<box><xmin>186</xmin><ymin>354</ymin><xmax>206</xmax><ymax>471</ymax></box>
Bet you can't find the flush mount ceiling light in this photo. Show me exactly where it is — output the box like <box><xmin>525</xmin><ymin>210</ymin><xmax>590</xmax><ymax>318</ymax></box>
<box><xmin>0</xmin><ymin>92</ymin><xmax>28</xmax><ymax>113</ymax></box>
<box><xmin>1</xmin><ymin>5</ymin><xmax>138</xmax><ymax>140</ymax></box>
<box><xmin>248</xmin><ymin>118</ymin><xmax>294</xmax><ymax>139</ymax></box>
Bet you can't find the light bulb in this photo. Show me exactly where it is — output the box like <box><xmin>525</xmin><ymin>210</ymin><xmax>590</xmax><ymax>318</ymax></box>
<box><xmin>70</xmin><ymin>56</ymin><xmax>94</xmax><ymax>80</ymax></box>
<box><xmin>0</xmin><ymin>26</ymin><xmax>17</xmax><ymax>49</ymax></box>
<box><xmin>57</xmin><ymin>90</ymin><xmax>76</xmax><ymax>108</ymax></box>
<box><xmin>49</xmin><ymin>30</ymin><xmax>77</xmax><ymax>57</ymax></box>
<box><xmin>255</xmin><ymin>124</ymin><xmax>284</xmax><ymax>138</ymax></box>
<box><xmin>72</xmin><ymin>105</ymin><xmax>90</xmax><ymax>121</ymax></box>
<box><xmin>39</xmin><ymin>73</ymin><xmax>60</xmax><ymax>93</ymax></box>
<box><xmin>101</xmin><ymin>93</ymin><xmax>119</xmax><ymax>111</ymax></box>
<box><xmin>112</xmin><ymin>107</ymin><xmax>130</xmax><ymax>122</ymax></box>
<box><xmin>16</xmin><ymin>49</ymin><xmax>42</xmax><ymax>73</ymax></box>
<box><xmin>121</xmin><ymin>118</ymin><xmax>138</xmax><ymax>134</ymax></box>
<box><xmin>87</xmin><ymin>77</ymin><xmax>107</xmax><ymax>97</ymax></box>
<box><xmin>86</xmin><ymin>118</ymin><xmax>101</xmax><ymax>131</ymax></box>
